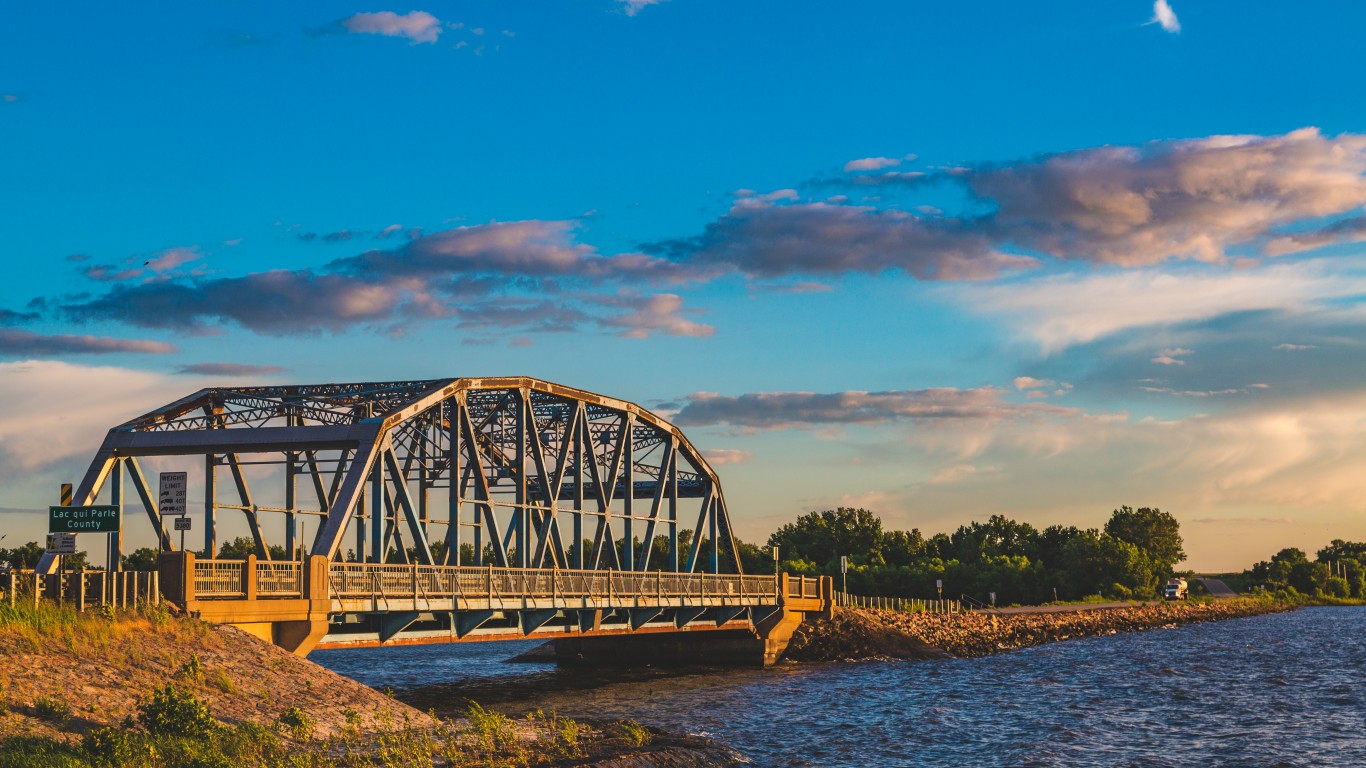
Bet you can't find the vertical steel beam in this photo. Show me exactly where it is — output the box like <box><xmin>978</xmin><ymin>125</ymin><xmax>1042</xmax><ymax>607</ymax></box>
<box><xmin>669</xmin><ymin>444</ymin><xmax>679</xmax><ymax>572</ymax></box>
<box><xmin>447</xmin><ymin>398</ymin><xmax>461</xmax><ymax>565</ymax></box>
<box><xmin>107</xmin><ymin>458</ymin><xmax>124</xmax><ymax>571</ymax></box>
<box><xmin>285</xmin><ymin>444</ymin><xmax>297</xmax><ymax>558</ymax></box>
<box><xmin>370</xmin><ymin>454</ymin><xmax>384</xmax><ymax>563</ymax></box>
<box><xmin>204</xmin><ymin>454</ymin><xmax>217</xmax><ymax>557</ymax></box>
<box><xmin>709</xmin><ymin>486</ymin><xmax>720</xmax><ymax>573</ymax></box>
<box><xmin>573</xmin><ymin>403</ymin><xmax>585</xmax><ymax>569</ymax></box>
<box><xmin>623</xmin><ymin>415</ymin><xmax>635</xmax><ymax>571</ymax></box>
<box><xmin>354</xmin><ymin>492</ymin><xmax>366</xmax><ymax>562</ymax></box>
<box><xmin>514</xmin><ymin>388</ymin><xmax>528</xmax><ymax>568</ymax></box>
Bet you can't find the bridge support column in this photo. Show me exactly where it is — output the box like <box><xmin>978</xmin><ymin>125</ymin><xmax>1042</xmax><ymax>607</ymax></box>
<box><xmin>274</xmin><ymin>555</ymin><xmax>330</xmax><ymax>656</ymax></box>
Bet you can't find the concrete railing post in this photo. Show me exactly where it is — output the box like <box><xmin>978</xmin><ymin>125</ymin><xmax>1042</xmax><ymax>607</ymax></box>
<box><xmin>777</xmin><ymin>572</ymin><xmax>790</xmax><ymax>605</ymax></box>
<box><xmin>245</xmin><ymin>555</ymin><xmax>258</xmax><ymax>601</ymax></box>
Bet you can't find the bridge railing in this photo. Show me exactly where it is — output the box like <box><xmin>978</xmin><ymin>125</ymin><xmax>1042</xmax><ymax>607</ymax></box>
<box><xmin>257</xmin><ymin>561</ymin><xmax>304</xmax><ymax>596</ymax></box>
<box><xmin>323</xmin><ymin>563</ymin><xmax>777</xmax><ymax>602</ymax></box>
<box><xmin>194</xmin><ymin>559</ymin><xmax>245</xmax><ymax>597</ymax></box>
<box><xmin>786</xmin><ymin>575</ymin><xmax>821</xmax><ymax>599</ymax></box>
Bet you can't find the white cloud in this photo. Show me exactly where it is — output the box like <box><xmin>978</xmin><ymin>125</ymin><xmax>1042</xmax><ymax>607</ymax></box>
<box><xmin>843</xmin><ymin>157</ymin><xmax>903</xmax><ymax>173</ymax></box>
<box><xmin>1274</xmin><ymin>343</ymin><xmax>1316</xmax><ymax>351</ymax></box>
<box><xmin>0</xmin><ymin>361</ymin><xmax>188</xmax><ymax>488</ymax></box>
<box><xmin>702</xmin><ymin>448</ymin><xmax>752</xmax><ymax>466</ymax></box>
<box><xmin>949</xmin><ymin>260</ymin><xmax>1366</xmax><ymax>353</ymax></box>
<box><xmin>1152</xmin><ymin>347</ymin><xmax>1193</xmax><ymax>365</ymax></box>
<box><xmin>1151</xmin><ymin>0</ymin><xmax>1181</xmax><ymax>33</ymax></box>
<box><xmin>342</xmin><ymin>11</ymin><xmax>442</xmax><ymax>43</ymax></box>
<box><xmin>619</xmin><ymin>0</ymin><xmax>668</xmax><ymax>16</ymax></box>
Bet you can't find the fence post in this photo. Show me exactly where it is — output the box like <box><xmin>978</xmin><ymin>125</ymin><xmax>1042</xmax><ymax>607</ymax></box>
<box><xmin>152</xmin><ymin>570</ymin><xmax>159</xmax><ymax>606</ymax></box>
<box><xmin>77</xmin><ymin>568</ymin><xmax>86</xmax><ymax>612</ymax></box>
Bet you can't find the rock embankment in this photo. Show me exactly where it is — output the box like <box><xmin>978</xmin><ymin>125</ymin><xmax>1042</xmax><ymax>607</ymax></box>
<box><xmin>784</xmin><ymin>599</ymin><xmax>1294</xmax><ymax>661</ymax></box>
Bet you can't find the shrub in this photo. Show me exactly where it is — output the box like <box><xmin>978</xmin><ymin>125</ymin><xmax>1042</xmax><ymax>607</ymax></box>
<box><xmin>32</xmin><ymin>695</ymin><xmax>72</xmax><ymax>725</ymax></box>
<box><xmin>465</xmin><ymin>701</ymin><xmax>516</xmax><ymax>750</ymax></box>
<box><xmin>83</xmin><ymin>726</ymin><xmax>154</xmax><ymax>764</ymax></box>
<box><xmin>208</xmin><ymin>668</ymin><xmax>236</xmax><ymax>694</ymax></box>
<box><xmin>278</xmin><ymin>706</ymin><xmax>315</xmax><ymax>740</ymax></box>
<box><xmin>138</xmin><ymin>684</ymin><xmax>218</xmax><ymax>738</ymax></box>
<box><xmin>177</xmin><ymin>653</ymin><xmax>205</xmax><ymax>682</ymax></box>
<box><xmin>617</xmin><ymin>719</ymin><xmax>652</xmax><ymax>747</ymax></box>
<box><xmin>1323</xmin><ymin>576</ymin><xmax>1350</xmax><ymax>598</ymax></box>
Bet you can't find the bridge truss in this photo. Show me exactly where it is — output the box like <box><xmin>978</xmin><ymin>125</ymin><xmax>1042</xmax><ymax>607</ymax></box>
<box><xmin>42</xmin><ymin>377</ymin><xmax>744</xmax><ymax>576</ymax></box>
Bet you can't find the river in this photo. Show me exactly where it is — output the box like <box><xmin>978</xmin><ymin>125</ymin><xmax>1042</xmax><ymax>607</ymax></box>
<box><xmin>313</xmin><ymin>606</ymin><xmax>1366</xmax><ymax>766</ymax></box>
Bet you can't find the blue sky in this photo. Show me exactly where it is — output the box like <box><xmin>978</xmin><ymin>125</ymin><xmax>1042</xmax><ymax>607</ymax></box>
<box><xmin>5</xmin><ymin>1</ymin><xmax>1366</xmax><ymax>570</ymax></box>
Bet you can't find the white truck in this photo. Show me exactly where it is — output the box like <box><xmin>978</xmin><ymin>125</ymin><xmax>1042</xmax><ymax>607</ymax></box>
<box><xmin>1164</xmin><ymin>577</ymin><xmax>1189</xmax><ymax>600</ymax></box>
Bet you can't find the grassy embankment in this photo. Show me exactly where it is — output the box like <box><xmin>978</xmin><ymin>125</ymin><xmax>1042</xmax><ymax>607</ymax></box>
<box><xmin>0</xmin><ymin>601</ymin><xmax>727</xmax><ymax>767</ymax></box>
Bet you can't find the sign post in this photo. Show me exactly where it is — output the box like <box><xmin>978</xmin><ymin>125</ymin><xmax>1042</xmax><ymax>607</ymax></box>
<box><xmin>159</xmin><ymin>472</ymin><xmax>189</xmax><ymax>552</ymax></box>
<box><xmin>841</xmin><ymin>555</ymin><xmax>848</xmax><ymax>599</ymax></box>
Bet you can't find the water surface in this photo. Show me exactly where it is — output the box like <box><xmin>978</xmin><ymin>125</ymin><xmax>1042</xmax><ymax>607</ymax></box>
<box><xmin>314</xmin><ymin>607</ymin><xmax>1366</xmax><ymax>766</ymax></box>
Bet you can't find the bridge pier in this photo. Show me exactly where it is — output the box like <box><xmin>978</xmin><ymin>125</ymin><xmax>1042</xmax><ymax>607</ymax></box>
<box><xmin>551</xmin><ymin>574</ymin><xmax>829</xmax><ymax>667</ymax></box>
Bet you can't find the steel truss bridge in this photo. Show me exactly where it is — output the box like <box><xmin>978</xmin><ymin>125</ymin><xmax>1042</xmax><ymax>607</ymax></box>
<box><xmin>40</xmin><ymin>377</ymin><xmax>830</xmax><ymax>662</ymax></box>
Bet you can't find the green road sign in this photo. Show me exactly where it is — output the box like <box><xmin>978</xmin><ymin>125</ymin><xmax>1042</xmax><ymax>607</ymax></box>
<box><xmin>49</xmin><ymin>505</ymin><xmax>120</xmax><ymax>533</ymax></box>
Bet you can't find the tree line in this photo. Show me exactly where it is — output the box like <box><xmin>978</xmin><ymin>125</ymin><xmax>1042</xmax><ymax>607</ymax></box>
<box><xmin>735</xmin><ymin>506</ymin><xmax>1186</xmax><ymax>604</ymax></box>
<box><xmin>1242</xmin><ymin>540</ymin><xmax>1366</xmax><ymax>600</ymax></box>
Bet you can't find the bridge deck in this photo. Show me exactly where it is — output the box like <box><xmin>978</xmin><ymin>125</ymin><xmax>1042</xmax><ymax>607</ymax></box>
<box><xmin>164</xmin><ymin>556</ymin><xmax>829</xmax><ymax>656</ymax></box>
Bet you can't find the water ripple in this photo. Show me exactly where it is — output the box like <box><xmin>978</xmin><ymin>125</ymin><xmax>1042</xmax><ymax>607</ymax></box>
<box><xmin>314</xmin><ymin>606</ymin><xmax>1366</xmax><ymax>767</ymax></box>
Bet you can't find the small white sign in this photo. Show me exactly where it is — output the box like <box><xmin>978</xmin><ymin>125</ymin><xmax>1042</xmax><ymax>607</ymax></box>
<box><xmin>159</xmin><ymin>471</ymin><xmax>188</xmax><ymax>517</ymax></box>
<box><xmin>173</xmin><ymin>517</ymin><xmax>192</xmax><ymax>532</ymax></box>
<box><xmin>840</xmin><ymin>556</ymin><xmax>848</xmax><ymax>574</ymax></box>
<box><xmin>935</xmin><ymin>579</ymin><xmax>943</xmax><ymax>589</ymax></box>
<box><xmin>46</xmin><ymin>532</ymin><xmax>76</xmax><ymax>555</ymax></box>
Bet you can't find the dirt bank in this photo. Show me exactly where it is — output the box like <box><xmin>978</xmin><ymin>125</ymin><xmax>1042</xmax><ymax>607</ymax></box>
<box><xmin>0</xmin><ymin>603</ymin><xmax>741</xmax><ymax>766</ymax></box>
<box><xmin>784</xmin><ymin>598</ymin><xmax>1295</xmax><ymax>661</ymax></box>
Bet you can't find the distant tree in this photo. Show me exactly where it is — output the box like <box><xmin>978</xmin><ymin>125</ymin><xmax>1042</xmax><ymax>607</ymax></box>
<box><xmin>217</xmin><ymin>537</ymin><xmax>286</xmax><ymax>560</ymax></box>
<box><xmin>124</xmin><ymin>547</ymin><xmax>160</xmax><ymax>571</ymax></box>
<box><xmin>882</xmin><ymin>529</ymin><xmax>926</xmax><ymax>567</ymax></box>
<box><xmin>0</xmin><ymin>541</ymin><xmax>90</xmax><ymax>570</ymax></box>
<box><xmin>768</xmin><ymin>508</ymin><xmax>884</xmax><ymax>568</ymax></box>
<box><xmin>1104</xmin><ymin>506</ymin><xmax>1184</xmax><ymax>573</ymax></box>
<box><xmin>0</xmin><ymin>541</ymin><xmax>47</xmax><ymax>569</ymax></box>
<box><xmin>1316</xmin><ymin>539</ymin><xmax>1366</xmax><ymax>563</ymax></box>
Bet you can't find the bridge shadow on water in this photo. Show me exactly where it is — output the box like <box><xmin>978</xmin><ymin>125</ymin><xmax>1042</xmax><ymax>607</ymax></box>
<box><xmin>311</xmin><ymin>639</ymin><xmax>779</xmax><ymax>717</ymax></box>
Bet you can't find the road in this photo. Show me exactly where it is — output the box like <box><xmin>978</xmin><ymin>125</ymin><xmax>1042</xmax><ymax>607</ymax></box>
<box><xmin>978</xmin><ymin>601</ymin><xmax>1147</xmax><ymax>615</ymax></box>
<box><xmin>1196</xmin><ymin>577</ymin><xmax>1239</xmax><ymax>598</ymax></box>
